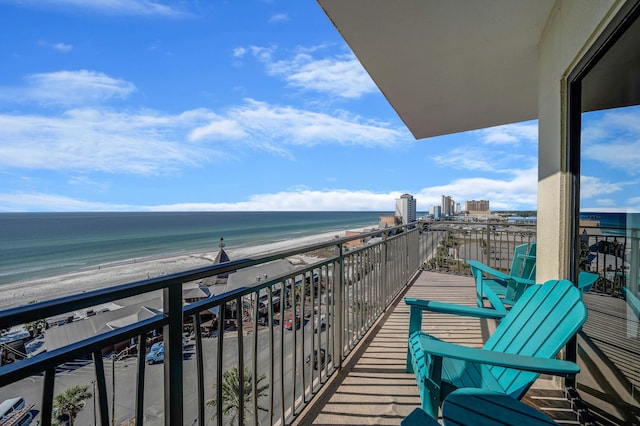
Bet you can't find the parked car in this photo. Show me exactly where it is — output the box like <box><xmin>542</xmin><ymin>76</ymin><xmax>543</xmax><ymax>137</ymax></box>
<box><xmin>0</xmin><ymin>397</ymin><xmax>25</xmax><ymax>421</ymax></box>
<box><xmin>306</xmin><ymin>349</ymin><xmax>331</xmax><ymax>370</ymax></box>
<box><xmin>146</xmin><ymin>346</ymin><xmax>164</xmax><ymax>365</ymax></box>
<box><xmin>149</xmin><ymin>341</ymin><xmax>163</xmax><ymax>352</ymax></box>
<box><xmin>283</xmin><ymin>316</ymin><xmax>301</xmax><ymax>330</ymax></box>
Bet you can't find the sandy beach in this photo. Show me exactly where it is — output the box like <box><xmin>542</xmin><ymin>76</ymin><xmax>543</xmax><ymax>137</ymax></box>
<box><xmin>0</xmin><ymin>230</ymin><xmax>347</xmax><ymax>311</ymax></box>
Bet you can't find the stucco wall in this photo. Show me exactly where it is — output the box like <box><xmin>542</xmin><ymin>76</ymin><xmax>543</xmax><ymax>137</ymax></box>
<box><xmin>536</xmin><ymin>0</ymin><xmax>624</xmax><ymax>282</ymax></box>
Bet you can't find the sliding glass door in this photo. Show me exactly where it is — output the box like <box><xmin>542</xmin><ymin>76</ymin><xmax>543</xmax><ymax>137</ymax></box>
<box><xmin>570</xmin><ymin>3</ymin><xmax>640</xmax><ymax>424</ymax></box>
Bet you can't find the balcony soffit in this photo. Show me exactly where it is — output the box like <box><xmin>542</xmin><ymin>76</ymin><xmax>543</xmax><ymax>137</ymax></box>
<box><xmin>317</xmin><ymin>0</ymin><xmax>556</xmax><ymax>140</ymax></box>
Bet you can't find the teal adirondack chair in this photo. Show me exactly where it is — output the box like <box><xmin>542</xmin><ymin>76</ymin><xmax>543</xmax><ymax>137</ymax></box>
<box><xmin>467</xmin><ymin>242</ymin><xmax>537</xmax><ymax>312</ymax></box>
<box><xmin>405</xmin><ymin>279</ymin><xmax>586</xmax><ymax>419</ymax></box>
<box><xmin>578</xmin><ymin>271</ymin><xmax>599</xmax><ymax>294</ymax></box>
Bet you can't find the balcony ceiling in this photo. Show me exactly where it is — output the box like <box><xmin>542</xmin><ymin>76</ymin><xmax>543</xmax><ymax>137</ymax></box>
<box><xmin>317</xmin><ymin>0</ymin><xmax>556</xmax><ymax>140</ymax></box>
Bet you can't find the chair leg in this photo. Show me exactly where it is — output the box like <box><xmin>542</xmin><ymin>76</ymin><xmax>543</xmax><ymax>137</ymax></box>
<box><xmin>420</xmin><ymin>385</ymin><xmax>440</xmax><ymax>419</ymax></box>
<box><xmin>474</xmin><ymin>272</ymin><xmax>484</xmax><ymax>307</ymax></box>
<box><xmin>421</xmin><ymin>356</ymin><xmax>443</xmax><ymax>419</ymax></box>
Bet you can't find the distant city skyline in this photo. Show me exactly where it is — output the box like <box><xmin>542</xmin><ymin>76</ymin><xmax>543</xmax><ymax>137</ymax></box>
<box><xmin>0</xmin><ymin>1</ymin><xmax>636</xmax><ymax>212</ymax></box>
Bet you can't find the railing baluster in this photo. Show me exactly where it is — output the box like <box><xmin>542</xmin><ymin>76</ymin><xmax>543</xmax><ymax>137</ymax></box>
<box><xmin>278</xmin><ymin>284</ymin><xmax>285</xmax><ymax>423</ymax></box>
<box><xmin>41</xmin><ymin>367</ymin><xmax>55</xmax><ymax>426</ymax></box>
<box><xmin>193</xmin><ymin>314</ymin><xmax>204</xmax><ymax>426</ymax></box>
<box><xmin>216</xmin><ymin>302</ymin><xmax>225</xmax><ymax>426</ymax></box>
<box><xmin>135</xmin><ymin>334</ymin><xmax>147</xmax><ymax>426</ymax></box>
<box><xmin>337</xmin><ymin>243</ymin><xmax>344</xmax><ymax>366</ymax></box>
<box><xmin>290</xmin><ymin>278</ymin><xmax>297</xmax><ymax>419</ymax></box>
<box><xmin>236</xmin><ymin>295</ymin><xmax>244</xmax><ymax>426</ymax></box>
<box><xmin>163</xmin><ymin>284</ymin><xmax>183</xmax><ymax>426</ymax></box>
<box><xmin>93</xmin><ymin>351</ymin><xmax>110</xmax><ymax>426</ymax></box>
<box><xmin>252</xmin><ymin>290</ymin><xmax>259</xmax><ymax>426</ymax></box>
<box><xmin>267</xmin><ymin>287</ymin><xmax>274</xmax><ymax>424</ymax></box>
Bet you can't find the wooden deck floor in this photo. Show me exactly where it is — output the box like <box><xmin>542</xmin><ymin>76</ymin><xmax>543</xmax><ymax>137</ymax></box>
<box><xmin>294</xmin><ymin>270</ymin><xmax>579</xmax><ymax>425</ymax></box>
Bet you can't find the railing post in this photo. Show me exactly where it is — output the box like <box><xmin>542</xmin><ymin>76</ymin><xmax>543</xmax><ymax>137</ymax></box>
<box><xmin>193</xmin><ymin>314</ymin><xmax>205</xmax><ymax>426</ymax></box>
<box><xmin>336</xmin><ymin>242</ymin><xmax>344</xmax><ymax>365</ymax></box>
<box><xmin>135</xmin><ymin>335</ymin><xmax>147</xmax><ymax>426</ymax></box>
<box><xmin>382</xmin><ymin>232</ymin><xmax>389</xmax><ymax>304</ymax></box>
<box><xmin>631</xmin><ymin>228</ymin><xmax>639</xmax><ymax>295</ymax></box>
<box><xmin>163</xmin><ymin>283</ymin><xmax>183</xmax><ymax>426</ymax></box>
<box><xmin>93</xmin><ymin>351</ymin><xmax>110</xmax><ymax>426</ymax></box>
<box><xmin>405</xmin><ymin>226</ymin><xmax>410</xmax><ymax>282</ymax></box>
<box><xmin>41</xmin><ymin>367</ymin><xmax>55</xmax><ymax>426</ymax></box>
<box><xmin>485</xmin><ymin>222</ymin><xmax>491</xmax><ymax>268</ymax></box>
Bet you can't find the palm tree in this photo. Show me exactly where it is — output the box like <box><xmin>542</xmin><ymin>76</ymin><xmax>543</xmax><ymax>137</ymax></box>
<box><xmin>53</xmin><ymin>384</ymin><xmax>92</xmax><ymax>426</ymax></box>
<box><xmin>207</xmin><ymin>366</ymin><xmax>269</xmax><ymax>425</ymax></box>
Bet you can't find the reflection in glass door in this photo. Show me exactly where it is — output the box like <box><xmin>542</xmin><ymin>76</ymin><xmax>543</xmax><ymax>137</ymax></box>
<box><xmin>574</xmin><ymin>7</ymin><xmax>640</xmax><ymax>424</ymax></box>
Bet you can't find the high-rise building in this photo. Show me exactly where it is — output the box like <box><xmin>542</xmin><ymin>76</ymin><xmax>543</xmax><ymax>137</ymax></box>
<box><xmin>441</xmin><ymin>195</ymin><xmax>454</xmax><ymax>217</ymax></box>
<box><xmin>428</xmin><ymin>205</ymin><xmax>442</xmax><ymax>219</ymax></box>
<box><xmin>466</xmin><ymin>200</ymin><xmax>490</xmax><ymax>215</ymax></box>
<box><xmin>395</xmin><ymin>194</ymin><xmax>417</xmax><ymax>224</ymax></box>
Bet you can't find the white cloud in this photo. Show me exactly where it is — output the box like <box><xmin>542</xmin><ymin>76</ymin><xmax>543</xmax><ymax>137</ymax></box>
<box><xmin>0</xmin><ymin>189</ymin><xmax>405</xmax><ymax>212</ymax></box>
<box><xmin>0</xmin><ymin>97</ymin><xmax>406</xmax><ymax>174</ymax></box>
<box><xmin>478</xmin><ymin>122</ymin><xmax>538</xmax><ymax>145</ymax></box>
<box><xmin>189</xmin><ymin>119</ymin><xmax>248</xmax><ymax>141</ymax></box>
<box><xmin>269</xmin><ymin>13</ymin><xmax>289</xmax><ymax>23</ymax></box>
<box><xmin>432</xmin><ymin>148</ymin><xmax>499</xmax><ymax>172</ymax></box>
<box><xmin>190</xmin><ymin>99</ymin><xmax>407</xmax><ymax>149</ymax></box>
<box><xmin>583</xmin><ymin>139</ymin><xmax>640</xmax><ymax>176</ymax></box>
<box><xmin>232</xmin><ymin>47</ymin><xmax>247</xmax><ymax>59</ymax></box>
<box><xmin>594</xmin><ymin>198</ymin><xmax>616</xmax><ymax>207</ymax></box>
<box><xmin>0</xmin><ymin>192</ymin><xmax>132</xmax><ymax>212</ymax></box>
<box><xmin>156</xmin><ymin>189</ymin><xmax>401</xmax><ymax>211</ymax></box>
<box><xmin>152</xmin><ymin>167</ymin><xmax>539</xmax><ymax>212</ymax></box>
<box><xmin>4</xmin><ymin>0</ymin><xmax>185</xmax><ymax>16</ymax></box>
<box><xmin>579</xmin><ymin>175</ymin><xmax>624</xmax><ymax>199</ymax></box>
<box><xmin>243</xmin><ymin>45</ymin><xmax>377</xmax><ymax>99</ymax></box>
<box><xmin>0</xmin><ymin>108</ymin><xmax>218</xmax><ymax>175</ymax></box>
<box><xmin>0</xmin><ymin>70</ymin><xmax>135</xmax><ymax>106</ymax></box>
<box><xmin>270</xmin><ymin>53</ymin><xmax>377</xmax><ymax>98</ymax></box>
<box><xmin>415</xmin><ymin>167</ymin><xmax>538</xmax><ymax>211</ymax></box>
<box><xmin>431</xmin><ymin>146</ymin><xmax>536</xmax><ymax>173</ymax></box>
<box><xmin>38</xmin><ymin>41</ymin><xmax>73</xmax><ymax>52</ymax></box>
<box><xmin>53</xmin><ymin>42</ymin><xmax>73</xmax><ymax>52</ymax></box>
<box><xmin>1</xmin><ymin>171</ymin><xmax>541</xmax><ymax>212</ymax></box>
<box><xmin>582</xmin><ymin>106</ymin><xmax>640</xmax><ymax>175</ymax></box>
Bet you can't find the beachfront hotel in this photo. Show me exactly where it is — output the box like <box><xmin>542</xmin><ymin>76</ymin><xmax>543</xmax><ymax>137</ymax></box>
<box><xmin>441</xmin><ymin>195</ymin><xmax>455</xmax><ymax>217</ymax></box>
<box><xmin>395</xmin><ymin>193</ymin><xmax>417</xmax><ymax>225</ymax></box>
<box><xmin>1</xmin><ymin>1</ymin><xmax>639</xmax><ymax>425</ymax></box>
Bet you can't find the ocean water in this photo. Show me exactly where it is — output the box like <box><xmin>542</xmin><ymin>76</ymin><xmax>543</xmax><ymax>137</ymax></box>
<box><xmin>0</xmin><ymin>211</ymin><xmax>389</xmax><ymax>285</ymax></box>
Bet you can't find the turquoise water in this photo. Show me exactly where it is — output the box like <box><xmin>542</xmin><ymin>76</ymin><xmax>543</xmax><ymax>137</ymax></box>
<box><xmin>0</xmin><ymin>211</ymin><xmax>389</xmax><ymax>285</ymax></box>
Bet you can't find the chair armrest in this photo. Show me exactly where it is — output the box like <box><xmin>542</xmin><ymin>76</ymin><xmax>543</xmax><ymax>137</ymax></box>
<box><xmin>517</xmin><ymin>254</ymin><xmax>536</xmax><ymax>260</ymax></box>
<box><xmin>417</xmin><ymin>335</ymin><xmax>580</xmax><ymax>378</ymax></box>
<box><xmin>509</xmin><ymin>276</ymin><xmax>535</xmax><ymax>286</ymax></box>
<box><xmin>467</xmin><ymin>260</ymin><xmax>510</xmax><ymax>281</ymax></box>
<box><xmin>405</xmin><ymin>298</ymin><xmax>507</xmax><ymax>320</ymax></box>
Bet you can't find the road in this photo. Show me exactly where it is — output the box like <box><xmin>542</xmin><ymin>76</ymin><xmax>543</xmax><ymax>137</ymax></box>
<box><xmin>0</xmin><ymin>319</ymin><xmax>330</xmax><ymax>425</ymax></box>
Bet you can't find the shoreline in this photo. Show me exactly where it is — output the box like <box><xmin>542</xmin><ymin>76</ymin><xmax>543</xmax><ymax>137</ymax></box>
<box><xmin>0</xmin><ymin>229</ymin><xmax>349</xmax><ymax>311</ymax></box>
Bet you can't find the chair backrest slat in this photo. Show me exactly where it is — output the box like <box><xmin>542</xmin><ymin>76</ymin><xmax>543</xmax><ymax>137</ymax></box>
<box><xmin>508</xmin><ymin>244</ymin><xmax>530</xmax><ymax>277</ymax></box>
<box><xmin>482</xmin><ymin>280</ymin><xmax>587</xmax><ymax>398</ymax></box>
<box><xmin>519</xmin><ymin>242</ymin><xmax>536</xmax><ymax>280</ymax></box>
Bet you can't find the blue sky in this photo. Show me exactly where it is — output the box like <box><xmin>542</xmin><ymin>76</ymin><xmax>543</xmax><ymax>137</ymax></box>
<box><xmin>0</xmin><ymin>0</ymin><xmax>633</xmax><ymax>213</ymax></box>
